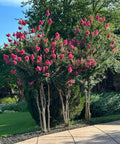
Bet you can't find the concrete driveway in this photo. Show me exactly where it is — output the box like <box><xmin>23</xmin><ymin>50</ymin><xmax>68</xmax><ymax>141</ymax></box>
<box><xmin>16</xmin><ymin>120</ymin><xmax>120</xmax><ymax>144</ymax></box>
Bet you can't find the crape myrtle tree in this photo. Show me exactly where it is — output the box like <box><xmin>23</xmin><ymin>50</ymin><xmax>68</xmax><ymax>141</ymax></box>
<box><xmin>68</xmin><ymin>14</ymin><xmax>119</xmax><ymax>120</ymax></box>
<box><xmin>3</xmin><ymin>10</ymin><xmax>75</xmax><ymax>131</ymax></box>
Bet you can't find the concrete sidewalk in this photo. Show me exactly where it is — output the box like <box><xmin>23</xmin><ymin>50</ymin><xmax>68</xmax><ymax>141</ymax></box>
<box><xmin>16</xmin><ymin>120</ymin><xmax>120</xmax><ymax>144</ymax></box>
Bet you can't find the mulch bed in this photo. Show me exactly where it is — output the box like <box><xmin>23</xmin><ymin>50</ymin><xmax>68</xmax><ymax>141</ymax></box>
<box><xmin>0</xmin><ymin>123</ymin><xmax>89</xmax><ymax>144</ymax></box>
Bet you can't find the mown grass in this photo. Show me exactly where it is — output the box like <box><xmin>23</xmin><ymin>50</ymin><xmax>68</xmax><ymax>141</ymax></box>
<box><xmin>0</xmin><ymin>112</ymin><xmax>40</xmax><ymax>137</ymax></box>
<box><xmin>70</xmin><ymin>114</ymin><xmax>120</xmax><ymax>125</ymax></box>
<box><xmin>0</xmin><ymin>112</ymin><xmax>120</xmax><ymax>138</ymax></box>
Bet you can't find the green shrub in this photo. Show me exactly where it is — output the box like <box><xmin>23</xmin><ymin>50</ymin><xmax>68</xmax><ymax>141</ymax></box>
<box><xmin>70</xmin><ymin>84</ymin><xmax>84</xmax><ymax>120</ymax></box>
<box><xmin>1</xmin><ymin>101</ymin><xmax>28</xmax><ymax>112</ymax></box>
<box><xmin>24</xmin><ymin>84</ymin><xmax>84</xmax><ymax>127</ymax></box>
<box><xmin>0</xmin><ymin>96</ymin><xmax>18</xmax><ymax>104</ymax></box>
<box><xmin>90</xmin><ymin>92</ymin><xmax>120</xmax><ymax>117</ymax></box>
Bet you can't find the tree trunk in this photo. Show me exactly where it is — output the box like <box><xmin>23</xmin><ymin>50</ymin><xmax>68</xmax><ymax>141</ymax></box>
<box><xmin>35</xmin><ymin>94</ymin><xmax>43</xmax><ymax>131</ymax></box>
<box><xmin>47</xmin><ymin>84</ymin><xmax>50</xmax><ymax>131</ymax></box>
<box><xmin>40</xmin><ymin>83</ymin><xmax>47</xmax><ymax>132</ymax></box>
<box><xmin>58</xmin><ymin>87</ymin><xmax>71</xmax><ymax>126</ymax></box>
<box><xmin>85</xmin><ymin>88</ymin><xmax>88</xmax><ymax>120</ymax></box>
<box><xmin>42</xmin><ymin>107</ymin><xmax>47</xmax><ymax>132</ymax></box>
<box><xmin>58</xmin><ymin>89</ymin><xmax>66</xmax><ymax>123</ymax></box>
<box><xmin>87</xmin><ymin>78</ymin><xmax>91</xmax><ymax>120</ymax></box>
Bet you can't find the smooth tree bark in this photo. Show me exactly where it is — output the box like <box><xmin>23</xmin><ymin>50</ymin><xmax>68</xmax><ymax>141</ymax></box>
<box><xmin>84</xmin><ymin>78</ymin><xmax>91</xmax><ymax>121</ymax></box>
<box><xmin>40</xmin><ymin>83</ymin><xmax>47</xmax><ymax>132</ymax></box>
<box><xmin>35</xmin><ymin>94</ymin><xmax>43</xmax><ymax>131</ymax></box>
<box><xmin>57</xmin><ymin>87</ymin><xmax>71</xmax><ymax>126</ymax></box>
<box><xmin>47</xmin><ymin>84</ymin><xmax>50</xmax><ymax>131</ymax></box>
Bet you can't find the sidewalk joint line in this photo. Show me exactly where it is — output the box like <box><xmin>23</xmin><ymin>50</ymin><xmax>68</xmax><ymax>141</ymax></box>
<box><xmin>68</xmin><ymin>130</ymin><xmax>76</xmax><ymax>144</ymax></box>
<box><xmin>94</xmin><ymin>125</ymin><xmax>119</xmax><ymax>144</ymax></box>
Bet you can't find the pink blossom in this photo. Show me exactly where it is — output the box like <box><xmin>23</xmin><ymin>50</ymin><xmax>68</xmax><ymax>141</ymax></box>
<box><xmin>99</xmin><ymin>35</ymin><xmax>102</xmax><ymax>38</ymax></box>
<box><xmin>55</xmin><ymin>36</ymin><xmax>59</xmax><ymax>41</ymax></box>
<box><xmin>48</xmin><ymin>18</ymin><xmax>52</xmax><ymax>24</ymax></box>
<box><xmin>69</xmin><ymin>83</ymin><xmax>72</xmax><ymax>86</ymax></box>
<box><xmin>39</xmin><ymin>20</ymin><xmax>44</xmax><ymax>25</ymax></box>
<box><xmin>80</xmin><ymin>19</ymin><xmax>84</xmax><ymax>24</ymax></box>
<box><xmin>112</xmin><ymin>40</ymin><xmax>115</xmax><ymax>45</ymax></box>
<box><xmin>87</xmin><ymin>21</ymin><xmax>90</xmax><ymax>26</ymax></box>
<box><xmin>22</xmin><ymin>20</ymin><xmax>27</xmax><ymax>26</ymax></box>
<box><xmin>46</xmin><ymin>10</ymin><xmax>50</xmax><ymax>16</ymax></box>
<box><xmin>35</xmin><ymin>45</ymin><xmax>40</xmax><ymax>51</ymax></box>
<box><xmin>4</xmin><ymin>43</ymin><xmax>9</xmax><ymax>47</ymax></box>
<box><xmin>114</xmin><ymin>35</ymin><xmax>117</xmax><ymax>39</ymax></box>
<box><xmin>6</xmin><ymin>33</ymin><xmax>11</xmax><ymax>37</ymax></box>
<box><xmin>44</xmin><ymin>48</ymin><xmax>49</xmax><ymax>53</ymax></box>
<box><xmin>29</xmin><ymin>81</ymin><xmax>34</xmax><ymax>85</ymax></box>
<box><xmin>37</xmin><ymin>26</ymin><xmax>40</xmax><ymax>31</ymax></box>
<box><xmin>68</xmin><ymin>64</ymin><xmax>73</xmax><ymax>68</ymax></box>
<box><xmin>25</xmin><ymin>56</ymin><xmax>29</xmax><ymax>61</ymax></box>
<box><xmin>51</xmin><ymin>42</ymin><xmax>56</xmax><ymax>47</ymax></box>
<box><xmin>89</xmin><ymin>59</ymin><xmax>94</xmax><ymax>64</ymax></box>
<box><xmin>86</xmin><ymin>30</ymin><xmax>90</xmax><ymax>35</ymax></box>
<box><xmin>63</xmin><ymin>39</ymin><xmax>68</xmax><ymax>45</ymax></box>
<box><xmin>38</xmin><ymin>61</ymin><xmax>42</xmax><ymax>65</ymax></box>
<box><xmin>108</xmin><ymin>33</ymin><xmax>111</xmax><ymax>38</ymax></box>
<box><xmin>96</xmin><ymin>15</ymin><xmax>99</xmax><ymax>20</ymax></box>
<box><xmin>31</xmin><ymin>54</ymin><xmax>35</xmax><ymax>60</ymax></box>
<box><xmin>95</xmin><ymin>29</ymin><xmax>99</xmax><ymax>35</ymax></box>
<box><xmin>84</xmin><ymin>18</ymin><xmax>87</xmax><ymax>21</ymax></box>
<box><xmin>46</xmin><ymin>73</ymin><xmax>50</xmax><ymax>76</ymax></box>
<box><xmin>52</xmin><ymin>53</ymin><xmax>56</xmax><ymax>58</ymax></box>
<box><xmin>11</xmin><ymin>53</ymin><xmax>17</xmax><ymax>59</ymax></box>
<box><xmin>18</xmin><ymin>49</ymin><xmax>25</xmax><ymax>55</ymax></box>
<box><xmin>83</xmin><ymin>22</ymin><xmax>87</xmax><ymax>26</ymax></box>
<box><xmin>3</xmin><ymin>54</ymin><xmax>9</xmax><ymax>61</ymax></box>
<box><xmin>74</xmin><ymin>71</ymin><xmax>78</xmax><ymax>75</ymax></box>
<box><xmin>38</xmin><ymin>34</ymin><xmax>41</xmax><ymax>38</ymax></box>
<box><xmin>45</xmin><ymin>59</ymin><xmax>51</xmax><ymax>65</ymax></box>
<box><xmin>8</xmin><ymin>38</ymin><xmax>12</xmax><ymax>42</ymax></box>
<box><xmin>112</xmin><ymin>47</ymin><xmax>118</xmax><ymax>53</ymax></box>
<box><xmin>11</xmin><ymin>70</ymin><xmax>16</xmax><ymax>74</ymax></box>
<box><xmin>50</xmin><ymin>60</ymin><xmax>53</xmax><ymax>65</ymax></box>
<box><xmin>60</xmin><ymin>54</ymin><xmax>64</xmax><ymax>59</ymax></box>
<box><xmin>17</xmin><ymin>57</ymin><xmax>22</xmax><ymax>61</ymax></box>
<box><xmin>91</xmin><ymin>32</ymin><xmax>94</xmax><ymax>37</ymax></box>
<box><xmin>88</xmin><ymin>15</ymin><xmax>91</xmax><ymax>19</ymax></box>
<box><xmin>13</xmin><ymin>32</ymin><xmax>16</xmax><ymax>37</ymax></box>
<box><xmin>68</xmin><ymin>67</ymin><xmax>72</xmax><ymax>73</ymax></box>
<box><xmin>31</xmin><ymin>28</ymin><xmax>35</xmax><ymax>33</ymax></box>
<box><xmin>42</xmin><ymin>67</ymin><xmax>46</xmax><ymax>72</ymax></box>
<box><xmin>68</xmin><ymin>53</ymin><xmax>74</xmax><ymax>60</ymax></box>
<box><xmin>38</xmin><ymin>56</ymin><xmax>42</xmax><ymax>60</ymax></box>
<box><xmin>69</xmin><ymin>45</ymin><xmax>74</xmax><ymax>50</ymax></box>
<box><xmin>13</xmin><ymin>60</ymin><xmax>17</xmax><ymax>65</ymax></box>
<box><xmin>18</xmin><ymin>26</ymin><xmax>22</xmax><ymax>30</ymax></box>
<box><xmin>90</xmin><ymin>19</ymin><xmax>93</xmax><ymax>23</ymax></box>
<box><xmin>88</xmin><ymin>44</ymin><xmax>91</xmax><ymax>49</ymax></box>
<box><xmin>17</xmin><ymin>81</ymin><xmax>22</xmax><ymax>85</ymax></box>
<box><xmin>69</xmin><ymin>79</ymin><xmax>75</xmax><ymax>83</ymax></box>
<box><xmin>106</xmin><ymin>23</ymin><xmax>109</xmax><ymax>27</ymax></box>
<box><xmin>35</xmin><ymin>66</ymin><xmax>42</xmax><ymax>71</ymax></box>
<box><xmin>102</xmin><ymin>17</ymin><xmax>105</xmax><ymax>21</ymax></box>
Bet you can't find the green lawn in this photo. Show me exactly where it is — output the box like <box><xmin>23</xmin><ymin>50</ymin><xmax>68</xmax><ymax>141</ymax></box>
<box><xmin>0</xmin><ymin>112</ymin><xmax>120</xmax><ymax>138</ymax></box>
<box><xmin>0</xmin><ymin>112</ymin><xmax>40</xmax><ymax>137</ymax></box>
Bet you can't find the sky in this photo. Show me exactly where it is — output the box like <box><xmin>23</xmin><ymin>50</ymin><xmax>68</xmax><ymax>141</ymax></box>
<box><xmin>0</xmin><ymin>0</ymin><xmax>28</xmax><ymax>47</ymax></box>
